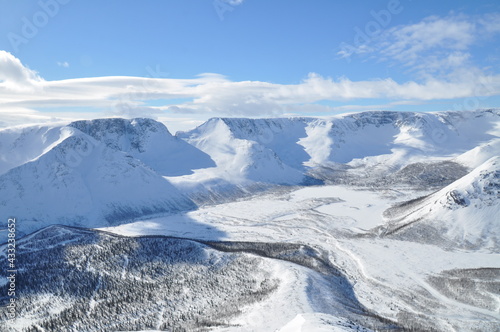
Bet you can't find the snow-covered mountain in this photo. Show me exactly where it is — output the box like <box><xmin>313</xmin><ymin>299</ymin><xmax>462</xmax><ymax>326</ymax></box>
<box><xmin>68</xmin><ymin>118</ymin><xmax>215</xmax><ymax>176</ymax></box>
<box><xmin>178</xmin><ymin>109</ymin><xmax>500</xmax><ymax>188</ymax></box>
<box><xmin>0</xmin><ymin>118</ymin><xmax>214</xmax><ymax>177</ymax></box>
<box><xmin>0</xmin><ymin>122</ymin><xmax>72</xmax><ymax>176</ymax></box>
<box><xmin>0</xmin><ymin>118</ymin><xmax>210</xmax><ymax>233</ymax></box>
<box><xmin>1</xmin><ymin>109</ymin><xmax>499</xmax><ymax>332</ymax></box>
<box><xmin>0</xmin><ymin>132</ymin><xmax>196</xmax><ymax>234</ymax></box>
<box><xmin>177</xmin><ymin>118</ymin><xmax>307</xmax><ymax>184</ymax></box>
<box><xmin>323</xmin><ymin>109</ymin><xmax>499</xmax><ymax>166</ymax></box>
<box><xmin>382</xmin><ymin>156</ymin><xmax>500</xmax><ymax>250</ymax></box>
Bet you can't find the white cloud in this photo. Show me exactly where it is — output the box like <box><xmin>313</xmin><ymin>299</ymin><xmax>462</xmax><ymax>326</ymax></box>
<box><xmin>0</xmin><ymin>106</ymin><xmax>94</xmax><ymax>128</ymax></box>
<box><xmin>0</xmin><ymin>50</ymin><xmax>43</xmax><ymax>90</ymax></box>
<box><xmin>57</xmin><ymin>61</ymin><xmax>70</xmax><ymax>68</ymax></box>
<box><xmin>0</xmin><ymin>51</ymin><xmax>499</xmax><ymax>129</ymax></box>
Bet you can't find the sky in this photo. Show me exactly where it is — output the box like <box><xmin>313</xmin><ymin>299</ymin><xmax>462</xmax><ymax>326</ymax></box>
<box><xmin>1</xmin><ymin>0</ymin><xmax>500</xmax><ymax>132</ymax></box>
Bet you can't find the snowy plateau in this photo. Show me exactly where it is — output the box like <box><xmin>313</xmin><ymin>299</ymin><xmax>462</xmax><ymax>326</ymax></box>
<box><xmin>0</xmin><ymin>109</ymin><xmax>499</xmax><ymax>331</ymax></box>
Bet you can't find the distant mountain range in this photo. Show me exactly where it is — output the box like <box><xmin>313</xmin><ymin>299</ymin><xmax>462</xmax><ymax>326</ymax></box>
<box><xmin>0</xmin><ymin>109</ymin><xmax>498</xmax><ymax>235</ymax></box>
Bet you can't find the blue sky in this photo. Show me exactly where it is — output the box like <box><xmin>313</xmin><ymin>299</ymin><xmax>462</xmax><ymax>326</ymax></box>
<box><xmin>1</xmin><ymin>0</ymin><xmax>500</xmax><ymax>131</ymax></box>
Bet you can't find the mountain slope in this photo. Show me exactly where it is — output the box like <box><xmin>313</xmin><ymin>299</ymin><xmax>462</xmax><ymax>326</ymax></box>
<box><xmin>0</xmin><ymin>132</ymin><xmax>196</xmax><ymax>234</ymax></box>
<box><xmin>69</xmin><ymin>118</ymin><xmax>215</xmax><ymax>176</ymax></box>
<box><xmin>0</xmin><ymin>225</ymin><xmax>394</xmax><ymax>331</ymax></box>
<box><xmin>177</xmin><ymin>118</ymin><xmax>307</xmax><ymax>185</ymax></box>
<box><xmin>381</xmin><ymin>156</ymin><xmax>500</xmax><ymax>250</ymax></box>
<box><xmin>0</xmin><ymin>226</ymin><xmax>280</xmax><ymax>331</ymax></box>
<box><xmin>0</xmin><ymin>123</ymin><xmax>73</xmax><ymax>176</ymax></box>
<box><xmin>454</xmin><ymin>138</ymin><xmax>500</xmax><ymax>169</ymax></box>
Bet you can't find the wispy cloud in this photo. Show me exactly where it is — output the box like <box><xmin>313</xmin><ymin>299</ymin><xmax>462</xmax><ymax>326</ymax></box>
<box><xmin>339</xmin><ymin>13</ymin><xmax>500</xmax><ymax>78</ymax></box>
<box><xmin>381</xmin><ymin>14</ymin><xmax>475</xmax><ymax>65</ymax></box>
<box><xmin>57</xmin><ymin>61</ymin><xmax>70</xmax><ymax>68</ymax></box>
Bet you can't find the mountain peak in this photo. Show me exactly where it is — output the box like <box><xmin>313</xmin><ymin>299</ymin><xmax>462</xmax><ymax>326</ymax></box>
<box><xmin>68</xmin><ymin>117</ymin><xmax>173</xmax><ymax>153</ymax></box>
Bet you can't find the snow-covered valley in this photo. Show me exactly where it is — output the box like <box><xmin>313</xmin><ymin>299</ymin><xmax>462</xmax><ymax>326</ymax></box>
<box><xmin>1</xmin><ymin>109</ymin><xmax>499</xmax><ymax>331</ymax></box>
<box><xmin>99</xmin><ymin>181</ymin><xmax>500</xmax><ymax>331</ymax></box>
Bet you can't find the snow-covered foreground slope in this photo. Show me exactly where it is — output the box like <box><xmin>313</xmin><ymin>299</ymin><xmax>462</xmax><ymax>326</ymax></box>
<box><xmin>0</xmin><ymin>225</ymin><xmax>393</xmax><ymax>331</ymax></box>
